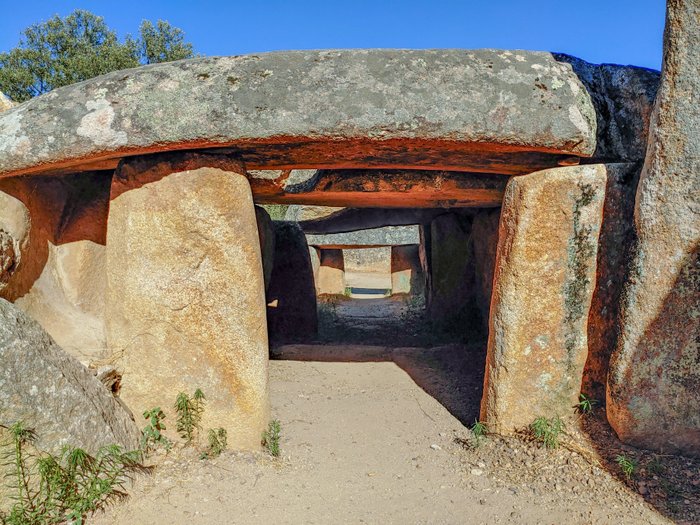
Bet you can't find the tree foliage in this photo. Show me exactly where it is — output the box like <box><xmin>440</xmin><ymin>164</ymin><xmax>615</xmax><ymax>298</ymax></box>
<box><xmin>0</xmin><ymin>10</ymin><xmax>195</xmax><ymax>102</ymax></box>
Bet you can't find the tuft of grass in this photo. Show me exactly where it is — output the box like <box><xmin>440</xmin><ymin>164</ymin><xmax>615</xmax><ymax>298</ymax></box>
<box><xmin>471</xmin><ymin>420</ymin><xmax>488</xmax><ymax>447</ymax></box>
<box><xmin>647</xmin><ymin>456</ymin><xmax>665</xmax><ymax>476</ymax></box>
<box><xmin>0</xmin><ymin>421</ymin><xmax>147</xmax><ymax>525</ymax></box>
<box><xmin>261</xmin><ymin>420</ymin><xmax>281</xmax><ymax>457</ymax></box>
<box><xmin>576</xmin><ymin>393</ymin><xmax>598</xmax><ymax>414</ymax></box>
<box><xmin>616</xmin><ymin>454</ymin><xmax>637</xmax><ymax>480</ymax></box>
<box><xmin>175</xmin><ymin>388</ymin><xmax>206</xmax><ymax>444</ymax></box>
<box><xmin>141</xmin><ymin>407</ymin><xmax>171</xmax><ymax>453</ymax></box>
<box><xmin>529</xmin><ymin>416</ymin><xmax>564</xmax><ymax>449</ymax></box>
<box><xmin>200</xmin><ymin>428</ymin><xmax>228</xmax><ymax>460</ymax></box>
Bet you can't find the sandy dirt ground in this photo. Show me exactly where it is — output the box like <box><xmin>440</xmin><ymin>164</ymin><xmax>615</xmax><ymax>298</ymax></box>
<box><xmin>92</xmin><ymin>355</ymin><xmax>683</xmax><ymax>525</ymax></box>
<box><xmin>92</xmin><ymin>286</ymin><xmax>698</xmax><ymax>525</ymax></box>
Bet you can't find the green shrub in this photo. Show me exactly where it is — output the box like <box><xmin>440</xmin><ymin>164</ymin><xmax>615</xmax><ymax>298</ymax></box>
<box><xmin>174</xmin><ymin>389</ymin><xmax>206</xmax><ymax>444</ymax></box>
<box><xmin>529</xmin><ymin>416</ymin><xmax>564</xmax><ymax>449</ymax></box>
<box><xmin>262</xmin><ymin>420</ymin><xmax>281</xmax><ymax>457</ymax></box>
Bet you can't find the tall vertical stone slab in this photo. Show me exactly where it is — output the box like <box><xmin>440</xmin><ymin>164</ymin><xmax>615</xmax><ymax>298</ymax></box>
<box><xmin>266</xmin><ymin>221</ymin><xmax>318</xmax><ymax>344</ymax></box>
<box><xmin>472</xmin><ymin>208</ymin><xmax>502</xmax><ymax>332</ymax></box>
<box><xmin>391</xmin><ymin>245</ymin><xmax>423</xmax><ymax>295</ymax></box>
<box><xmin>106</xmin><ymin>163</ymin><xmax>269</xmax><ymax>449</ymax></box>
<box><xmin>583</xmin><ymin>163</ymin><xmax>639</xmax><ymax>400</ymax></box>
<box><xmin>316</xmin><ymin>249</ymin><xmax>346</xmax><ymax>295</ymax></box>
<box><xmin>426</xmin><ymin>213</ymin><xmax>478</xmax><ymax>332</ymax></box>
<box><xmin>608</xmin><ymin>0</ymin><xmax>700</xmax><ymax>457</ymax></box>
<box><xmin>481</xmin><ymin>165</ymin><xmax>606</xmax><ymax>434</ymax></box>
<box><xmin>255</xmin><ymin>205</ymin><xmax>276</xmax><ymax>292</ymax></box>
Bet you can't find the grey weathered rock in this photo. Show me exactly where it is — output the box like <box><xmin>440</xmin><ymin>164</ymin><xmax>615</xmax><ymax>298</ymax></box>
<box><xmin>306</xmin><ymin>226</ymin><xmax>419</xmax><ymax>248</ymax></box>
<box><xmin>556</xmin><ymin>55</ymin><xmax>660</xmax><ymax>162</ymax></box>
<box><xmin>0</xmin><ymin>50</ymin><xmax>596</xmax><ymax>179</ymax></box>
<box><xmin>299</xmin><ymin>208</ymin><xmax>449</xmax><ymax>235</ymax></box>
<box><xmin>607</xmin><ymin>0</ymin><xmax>700</xmax><ymax>457</ymax></box>
<box><xmin>0</xmin><ymin>298</ymin><xmax>141</xmax><ymax>455</ymax></box>
<box><xmin>284</xmin><ymin>205</ymin><xmax>343</xmax><ymax>222</ymax></box>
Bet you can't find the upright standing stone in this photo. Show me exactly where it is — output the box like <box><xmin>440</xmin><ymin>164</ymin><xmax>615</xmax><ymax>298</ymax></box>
<box><xmin>106</xmin><ymin>163</ymin><xmax>269</xmax><ymax>449</ymax></box>
<box><xmin>266</xmin><ymin>221</ymin><xmax>318</xmax><ymax>344</ymax></box>
<box><xmin>481</xmin><ymin>165</ymin><xmax>606</xmax><ymax>434</ymax></box>
<box><xmin>316</xmin><ymin>249</ymin><xmax>346</xmax><ymax>295</ymax></box>
<box><xmin>255</xmin><ymin>206</ymin><xmax>276</xmax><ymax>292</ymax></box>
<box><xmin>583</xmin><ymin>163</ymin><xmax>639</xmax><ymax>400</ymax></box>
<box><xmin>472</xmin><ymin>208</ymin><xmax>502</xmax><ymax>331</ymax></box>
<box><xmin>426</xmin><ymin>213</ymin><xmax>477</xmax><ymax>332</ymax></box>
<box><xmin>608</xmin><ymin>0</ymin><xmax>700</xmax><ymax>456</ymax></box>
<box><xmin>391</xmin><ymin>245</ymin><xmax>423</xmax><ymax>295</ymax></box>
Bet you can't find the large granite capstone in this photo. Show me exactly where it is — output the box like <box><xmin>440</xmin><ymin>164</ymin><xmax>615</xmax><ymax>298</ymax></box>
<box><xmin>0</xmin><ymin>50</ymin><xmax>598</xmax><ymax>178</ymax></box>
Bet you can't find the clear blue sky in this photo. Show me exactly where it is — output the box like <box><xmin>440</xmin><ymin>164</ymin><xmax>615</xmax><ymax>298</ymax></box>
<box><xmin>0</xmin><ymin>0</ymin><xmax>665</xmax><ymax>70</ymax></box>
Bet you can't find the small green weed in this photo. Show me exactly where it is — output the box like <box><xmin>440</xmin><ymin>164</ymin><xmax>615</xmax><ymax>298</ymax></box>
<box><xmin>647</xmin><ymin>456</ymin><xmax>665</xmax><ymax>475</ymax></box>
<box><xmin>576</xmin><ymin>393</ymin><xmax>598</xmax><ymax>414</ymax></box>
<box><xmin>141</xmin><ymin>407</ymin><xmax>171</xmax><ymax>453</ymax></box>
<box><xmin>529</xmin><ymin>416</ymin><xmax>565</xmax><ymax>449</ymax></box>
<box><xmin>616</xmin><ymin>454</ymin><xmax>637</xmax><ymax>479</ymax></box>
<box><xmin>471</xmin><ymin>420</ymin><xmax>488</xmax><ymax>447</ymax></box>
<box><xmin>175</xmin><ymin>388</ymin><xmax>206</xmax><ymax>444</ymax></box>
<box><xmin>0</xmin><ymin>421</ymin><xmax>146</xmax><ymax>525</ymax></box>
<box><xmin>262</xmin><ymin>420</ymin><xmax>281</xmax><ymax>457</ymax></box>
<box><xmin>200</xmin><ymin>428</ymin><xmax>228</xmax><ymax>460</ymax></box>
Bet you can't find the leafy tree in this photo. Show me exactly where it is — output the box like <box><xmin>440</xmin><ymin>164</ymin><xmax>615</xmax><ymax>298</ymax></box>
<box><xmin>0</xmin><ymin>9</ymin><xmax>195</xmax><ymax>102</ymax></box>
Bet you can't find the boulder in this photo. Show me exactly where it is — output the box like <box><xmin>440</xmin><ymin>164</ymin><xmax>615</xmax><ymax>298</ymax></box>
<box><xmin>106</xmin><ymin>161</ymin><xmax>269</xmax><ymax>449</ymax></box>
<box><xmin>0</xmin><ymin>298</ymin><xmax>140</xmax><ymax>455</ymax></box>
<box><xmin>266</xmin><ymin>221</ymin><xmax>318</xmax><ymax>344</ymax></box>
<box><xmin>607</xmin><ymin>0</ymin><xmax>700</xmax><ymax>457</ymax></box>
<box><xmin>472</xmin><ymin>208</ymin><xmax>502</xmax><ymax>331</ymax></box>
<box><xmin>583</xmin><ymin>163</ymin><xmax>640</xmax><ymax>400</ymax></box>
<box><xmin>284</xmin><ymin>204</ymin><xmax>343</xmax><ymax>222</ymax></box>
<box><xmin>481</xmin><ymin>165</ymin><xmax>606</xmax><ymax>434</ymax></box>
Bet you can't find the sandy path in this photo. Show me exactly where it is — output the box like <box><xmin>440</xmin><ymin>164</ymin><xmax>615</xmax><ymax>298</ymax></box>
<box><xmin>93</xmin><ymin>358</ymin><xmax>670</xmax><ymax>525</ymax></box>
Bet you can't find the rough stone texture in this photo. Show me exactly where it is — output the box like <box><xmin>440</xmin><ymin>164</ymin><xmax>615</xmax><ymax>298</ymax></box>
<box><xmin>607</xmin><ymin>0</ymin><xmax>700</xmax><ymax>457</ymax></box>
<box><xmin>283</xmin><ymin>204</ymin><xmax>343</xmax><ymax>222</ymax></box>
<box><xmin>306</xmin><ymin>225</ymin><xmax>420</xmax><ymax>249</ymax></box>
<box><xmin>255</xmin><ymin>169</ymin><xmax>508</xmax><ymax>208</ymax></box>
<box><xmin>266</xmin><ymin>221</ymin><xmax>318</xmax><ymax>344</ymax></box>
<box><xmin>15</xmin><ymin>241</ymin><xmax>108</xmax><ymax>364</ymax></box>
<box><xmin>106</xmin><ymin>165</ymin><xmax>269</xmax><ymax>449</ymax></box>
<box><xmin>555</xmin><ymin>55</ymin><xmax>660</xmax><ymax>162</ymax></box>
<box><xmin>583</xmin><ymin>164</ymin><xmax>640</xmax><ymax>400</ymax></box>
<box><xmin>317</xmin><ymin>249</ymin><xmax>346</xmax><ymax>295</ymax></box>
<box><xmin>344</xmin><ymin>247</ymin><xmax>391</xmax><ymax>275</ymax></box>
<box><xmin>472</xmin><ymin>208</ymin><xmax>502</xmax><ymax>332</ymax></box>
<box><xmin>0</xmin><ymin>92</ymin><xmax>14</xmax><ymax>112</ymax></box>
<box><xmin>0</xmin><ymin>191</ymin><xmax>30</xmax><ymax>293</ymax></box>
<box><xmin>255</xmin><ymin>206</ymin><xmax>276</xmax><ymax>291</ymax></box>
<box><xmin>391</xmin><ymin>245</ymin><xmax>423</xmax><ymax>295</ymax></box>
<box><xmin>481</xmin><ymin>165</ymin><xmax>606</xmax><ymax>434</ymax></box>
<box><xmin>0</xmin><ymin>50</ymin><xmax>597</xmax><ymax>179</ymax></box>
<box><xmin>426</xmin><ymin>213</ymin><xmax>478</xmax><ymax>330</ymax></box>
<box><xmin>0</xmin><ymin>172</ymin><xmax>111</xmax><ymax>302</ymax></box>
<box><xmin>0</xmin><ymin>298</ymin><xmax>140</xmax><ymax>455</ymax></box>
<box><xmin>299</xmin><ymin>208</ymin><xmax>451</xmax><ymax>235</ymax></box>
